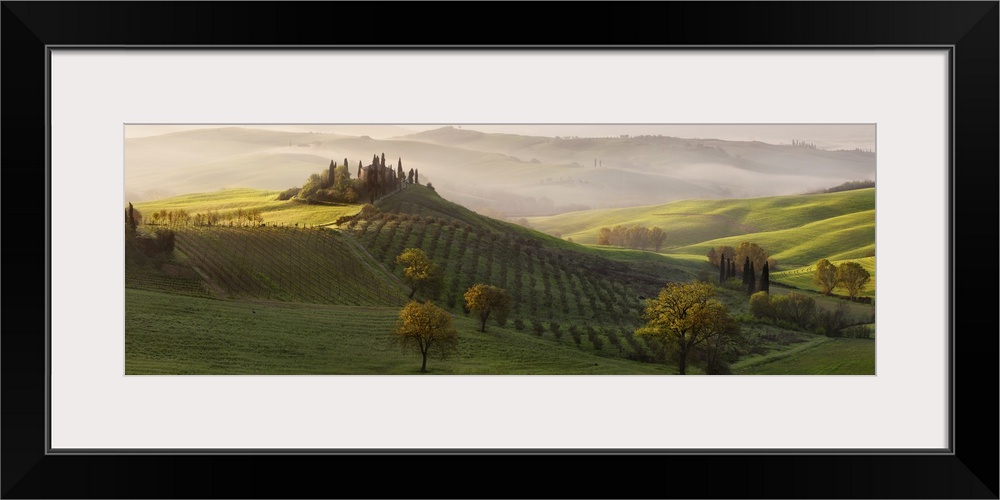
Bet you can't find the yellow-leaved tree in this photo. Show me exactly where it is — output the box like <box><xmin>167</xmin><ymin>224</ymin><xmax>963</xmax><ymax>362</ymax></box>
<box><xmin>836</xmin><ymin>261</ymin><xmax>871</xmax><ymax>301</ymax></box>
<box><xmin>635</xmin><ymin>282</ymin><xmax>741</xmax><ymax>375</ymax></box>
<box><xmin>734</xmin><ymin>241</ymin><xmax>773</xmax><ymax>273</ymax></box>
<box><xmin>392</xmin><ymin>300</ymin><xmax>457</xmax><ymax>373</ymax></box>
<box><xmin>396</xmin><ymin>248</ymin><xmax>444</xmax><ymax>300</ymax></box>
<box><xmin>813</xmin><ymin>258</ymin><xmax>839</xmax><ymax>295</ymax></box>
<box><xmin>463</xmin><ymin>284</ymin><xmax>512</xmax><ymax>333</ymax></box>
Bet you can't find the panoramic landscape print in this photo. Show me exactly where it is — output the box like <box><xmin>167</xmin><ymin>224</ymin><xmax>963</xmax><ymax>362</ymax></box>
<box><xmin>125</xmin><ymin>124</ymin><xmax>876</xmax><ymax>375</ymax></box>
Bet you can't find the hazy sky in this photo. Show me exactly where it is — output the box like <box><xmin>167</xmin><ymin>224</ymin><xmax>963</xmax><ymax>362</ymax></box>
<box><xmin>125</xmin><ymin>124</ymin><xmax>876</xmax><ymax>151</ymax></box>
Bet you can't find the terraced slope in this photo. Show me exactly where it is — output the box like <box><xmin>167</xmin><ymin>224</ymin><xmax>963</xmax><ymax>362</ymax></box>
<box><xmin>126</xmin><ymin>225</ymin><xmax>408</xmax><ymax>306</ymax></box>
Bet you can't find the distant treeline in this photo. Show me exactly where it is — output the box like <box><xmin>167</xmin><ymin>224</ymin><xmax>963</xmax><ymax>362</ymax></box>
<box><xmin>145</xmin><ymin>207</ymin><xmax>266</xmax><ymax>227</ymax></box>
<box><xmin>809</xmin><ymin>180</ymin><xmax>875</xmax><ymax>195</ymax></box>
<box><xmin>791</xmin><ymin>139</ymin><xmax>819</xmax><ymax>149</ymax></box>
<box><xmin>597</xmin><ymin>225</ymin><xmax>666</xmax><ymax>251</ymax></box>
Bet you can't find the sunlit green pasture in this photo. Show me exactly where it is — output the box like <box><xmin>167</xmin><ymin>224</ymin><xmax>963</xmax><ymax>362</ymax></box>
<box><xmin>134</xmin><ymin>188</ymin><xmax>361</xmax><ymax>227</ymax></box>
<box><xmin>525</xmin><ymin>188</ymin><xmax>874</xmax><ymax>248</ymax></box>
<box><xmin>673</xmin><ymin>210</ymin><xmax>874</xmax><ymax>268</ymax></box>
<box><xmin>125</xmin><ymin>289</ymin><xmax>679</xmax><ymax>375</ymax></box>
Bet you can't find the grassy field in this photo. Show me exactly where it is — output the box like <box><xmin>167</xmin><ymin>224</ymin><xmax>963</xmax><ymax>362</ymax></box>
<box><xmin>732</xmin><ymin>337</ymin><xmax>876</xmax><ymax>375</ymax></box>
<box><xmin>125</xmin><ymin>289</ymin><xmax>679</xmax><ymax>375</ymax></box>
<box><xmin>134</xmin><ymin>188</ymin><xmax>361</xmax><ymax>227</ymax></box>
<box><xmin>770</xmin><ymin>257</ymin><xmax>876</xmax><ymax>299</ymax></box>
<box><xmin>125</xmin><ymin>287</ymin><xmax>875</xmax><ymax>375</ymax></box>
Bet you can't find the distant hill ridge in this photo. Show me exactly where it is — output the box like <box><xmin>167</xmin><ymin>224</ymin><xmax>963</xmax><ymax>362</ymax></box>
<box><xmin>127</xmin><ymin>126</ymin><xmax>875</xmax><ymax>210</ymax></box>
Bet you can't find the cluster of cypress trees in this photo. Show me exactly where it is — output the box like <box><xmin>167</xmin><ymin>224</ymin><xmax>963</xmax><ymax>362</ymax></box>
<box><xmin>360</xmin><ymin>153</ymin><xmax>419</xmax><ymax>202</ymax></box>
<box><xmin>718</xmin><ymin>253</ymin><xmax>769</xmax><ymax>294</ymax></box>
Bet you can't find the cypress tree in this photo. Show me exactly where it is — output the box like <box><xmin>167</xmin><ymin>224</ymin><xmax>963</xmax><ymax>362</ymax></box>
<box><xmin>358</xmin><ymin>160</ymin><xmax>363</xmax><ymax>179</ymax></box>
<box><xmin>381</xmin><ymin>152</ymin><xmax>386</xmax><ymax>168</ymax></box>
<box><xmin>371</xmin><ymin>155</ymin><xmax>380</xmax><ymax>199</ymax></box>
<box><xmin>719</xmin><ymin>254</ymin><xmax>726</xmax><ymax>283</ymax></box>
<box><xmin>729</xmin><ymin>259</ymin><xmax>736</xmax><ymax>280</ymax></box>
<box><xmin>742</xmin><ymin>256</ymin><xmax>751</xmax><ymax>286</ymax></box>
<box><xmin>127</xmin><ymin>202</ymin><xmax>136</xmax><ymax>232</ymax></box>
<box><xmin>415</xmin><ymin>169</ymin><xmax>419</xmax><ymax>185</ymax></box>
<box><xmin>747</xmin><ymin>261</ymin><xmax>756</xmax><ymax>294</ymax></box>
<box><xmin>760</xmin><ymin>261</ymin><xmax>770</xmax><ymax>294</ymax></box>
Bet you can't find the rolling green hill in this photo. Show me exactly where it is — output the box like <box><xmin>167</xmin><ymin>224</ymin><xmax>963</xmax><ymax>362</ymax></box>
<box><xmin>674</xmin><ymin>210</ymin><xmax>874</xmax><ymax>267</ymax></box>
<box><xmin>125</xmin><ymin>184</ymin><xmax>875</xmax><ymax>375</ymax></box>
<box><xmin>526</xmin><ymin>188</ymin><xmax>874</xmax><ymax>248</ymax></box>
<box><xmin>350</xmin><ymin>186</ymin><xmax>690</xmax><ymax>329</ymax></box>
<box><xmin>523</xmin><ymin>187</ymin><xmax>875</xmax><ymax>295</ymax></box>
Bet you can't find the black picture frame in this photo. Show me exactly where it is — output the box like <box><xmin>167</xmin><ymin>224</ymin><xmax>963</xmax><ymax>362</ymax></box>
<box><xmin>3</xmin><ymin>2</ymin><xmax>996</xmax><ymax>498</ymax></box>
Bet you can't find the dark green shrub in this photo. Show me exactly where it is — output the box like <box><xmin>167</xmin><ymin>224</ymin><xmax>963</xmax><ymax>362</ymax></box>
<box><xmin>531</xmin><ymin>319</ymin><xmax>545</xmax><ymax>337</ymax></box>
<box><xmin>550</xmin><ymin>321</ymin><xmax>562</xmax><ymax>340</ymax></box>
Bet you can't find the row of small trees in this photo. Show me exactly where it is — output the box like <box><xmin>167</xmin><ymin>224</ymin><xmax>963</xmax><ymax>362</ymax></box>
<box><xmin>130</xmin><ymin>204</ymin><xmax>268</xmax><ymax>228</ymax></box>
<box><xmin>596</xmin><ymin>224</ymin><xmax>666</xmax><ymax>251</ymax></box>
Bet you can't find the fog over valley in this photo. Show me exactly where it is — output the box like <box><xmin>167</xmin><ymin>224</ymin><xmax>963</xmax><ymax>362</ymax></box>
<box><xmin>125</xmin><ymin>124</ymin><xmax>875</xmax><ymax>217</ymax></box>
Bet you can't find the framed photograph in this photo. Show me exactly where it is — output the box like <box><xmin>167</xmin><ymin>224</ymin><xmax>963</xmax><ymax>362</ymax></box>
<box><xmin>4</xmin><ymin>2</ymin><xmax>996</xmax><ymax>498</ymax></box>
